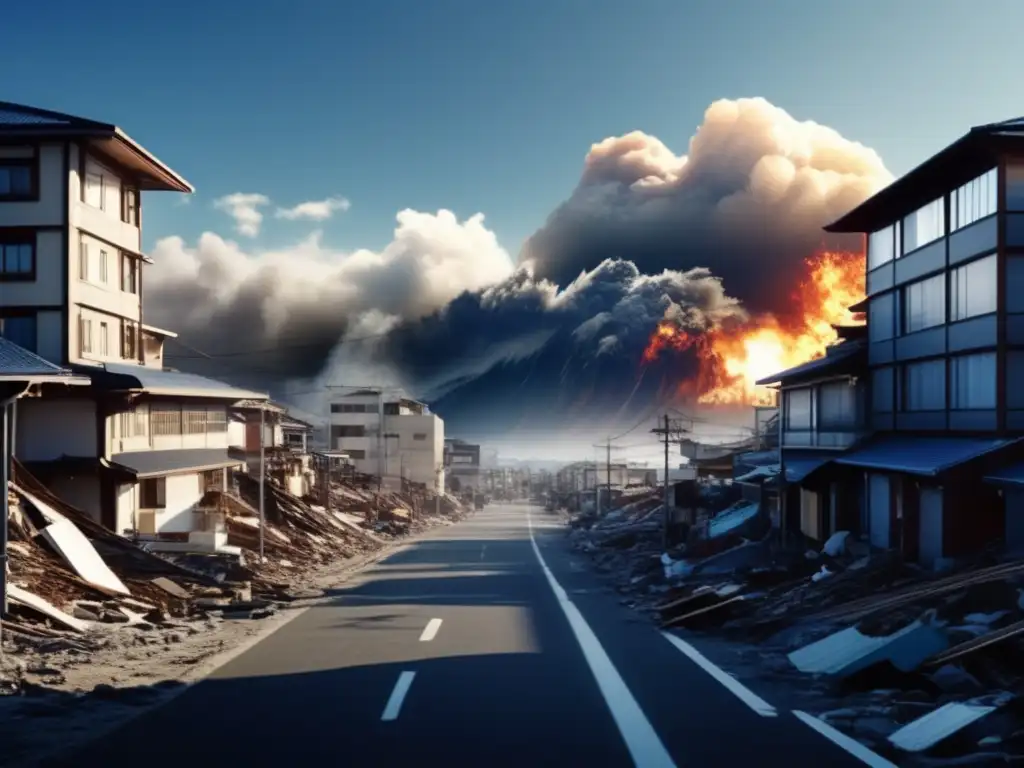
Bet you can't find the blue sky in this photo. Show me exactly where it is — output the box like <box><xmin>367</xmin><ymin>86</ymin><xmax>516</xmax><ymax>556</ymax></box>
<box><xmin>2</xmin><ymin>0</ymin><xmax>1022</xmax><ymax>259</ymax></box>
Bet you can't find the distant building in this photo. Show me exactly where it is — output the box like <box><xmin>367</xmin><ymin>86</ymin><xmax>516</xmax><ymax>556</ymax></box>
<box><xmin>326</xmin><ymin>389</ymin><xmax>444</xmax><ymax>491</ymax></box>
<box><xmin>444</xmin><ymin>438</ymin><xmax>481</xmax><ymax>493</ymax></box>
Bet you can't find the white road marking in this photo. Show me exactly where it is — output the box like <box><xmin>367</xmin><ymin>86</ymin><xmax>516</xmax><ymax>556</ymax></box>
<box><xmin>527</xmin><ymin>512</ymin><xmax>676</xmax><ymax>768</ymax></box>
<box><xmin>381</xmin><ymin>671</ymin><xmax>417</xmax><ymax>721</ymax></box>
<box><xmin>661</xmin><ymin>633</ymin><xmax>777</xmax><ymax>718</ymax></box>
<box><xmin>793</xmin><ymin>711</ymin><xmax>898</xmax><ymax>767</ymax></box>
<box><xmin>419</xmin><ymin>618</ymin><xmax>443</xmax><ymax>642</ymax></box>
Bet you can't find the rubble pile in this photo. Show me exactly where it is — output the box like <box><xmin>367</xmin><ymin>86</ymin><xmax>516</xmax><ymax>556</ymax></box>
<box><xmin>569</xmin><ymin>499</ymin><xmax>1024</xmax><ymax>763</ymax></box>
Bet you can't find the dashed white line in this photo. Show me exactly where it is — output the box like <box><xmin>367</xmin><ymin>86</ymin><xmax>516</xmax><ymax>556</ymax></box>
<box><xmin>527</xmin><ymin>512</ymin><xmax>676</xmax><ymax>768</ymax></box>
<box><xmin>661</xmin><ymin>632</ymin><xmax>777</xmax><ymax>717</ymax></box>
<box><xmin>793</xmin><ymin>711</ymin><xmax>898</xmax><ymax>767</ymax></box>
<box><xmin>419</xmin><ymin>618</ymin><xmax>443</xmax><ymax>642</ymax></box>
<box><xmin>381</xmin><ymin>671</ymin><xmax>417</xmax><ymax>721</ymax></box>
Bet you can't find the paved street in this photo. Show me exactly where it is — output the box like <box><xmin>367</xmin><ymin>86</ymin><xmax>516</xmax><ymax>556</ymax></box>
<box><xmin>42</xmin><ymin>505</ymin><xmax>881</xmax><ymax>767</ymax></box>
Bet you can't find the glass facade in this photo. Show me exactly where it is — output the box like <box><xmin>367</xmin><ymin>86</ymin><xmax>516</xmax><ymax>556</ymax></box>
<box><xmin>902</xmin><ymin>273</ymin><xmax>945</xmax><ymax>333</ymax></box>
<box><xmin>950</xmin><ymin>352</ymin><xmax>997</xmax><ymax>410</ymax></box>
<box><xmin>868</xmin><ymin>224</ymin><xmax>897</xmax><ymax>269</ymax></box>
<box><xmin>952</xmin><ymin>168</ymin><xmax>997</xmax><ymax>230</ymax></box>
<box><xmin>951</xmin><ymin>254</ymin><xmax>997</xmax><ymax>321</ymax></box>
<box><xmin>902</xmin><ymin>197</ymin><xmax>945</xmax><ymax>253</ymax></box>
<box><xmin>903</xmin><ymin>359</ymin><xmax>946</xmax><ymax>411</ymax></box>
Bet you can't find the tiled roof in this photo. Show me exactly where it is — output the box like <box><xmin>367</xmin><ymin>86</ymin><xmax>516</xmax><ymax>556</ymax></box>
<box><xmin>0</xmin><ymin>338</ymin><xmax>78</xmax><ymax>379</ymax></box>
<box><xmin>0</xmin><ymin>102</ymin><xmax>113</xmax><ymax>131</ymax></box>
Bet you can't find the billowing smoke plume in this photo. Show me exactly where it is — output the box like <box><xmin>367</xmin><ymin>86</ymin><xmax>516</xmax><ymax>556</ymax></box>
<box><xmin>523</xmin><ymin>97</ymin><xmax>890</xmax><ymax>315</ymax></box>
<box><xmin>146</xmin><ymin>97</ymin><xmax>892</xmax><ymax>433</ymax></box>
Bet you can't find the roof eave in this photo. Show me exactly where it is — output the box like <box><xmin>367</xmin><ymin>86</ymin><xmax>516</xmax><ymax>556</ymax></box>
<box><xmin>0</xmin><ymin>374</ymin><xmax>90</xmax><ymax>386</ymax></box>
<box><xmin>111</xmin><ymin>129</ymin><xmax>194</xmax><ymax>193</ymax></box>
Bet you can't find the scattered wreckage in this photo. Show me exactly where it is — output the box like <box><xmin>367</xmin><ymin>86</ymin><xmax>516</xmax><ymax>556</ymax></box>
<box><xmin>569</xmin><ymin>491</ymin><xmax>1024</xmax><ymax>765</ymax></box>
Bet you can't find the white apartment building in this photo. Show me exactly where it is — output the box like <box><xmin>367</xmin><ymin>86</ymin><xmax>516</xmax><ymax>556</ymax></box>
<box><xmin>0</xmin><ymin>101</ymin><xmax>269</xmax><ymax>542</ymax></box>
<box><xmin>328</xmin><ymin>389</ymin><xmax>444</xmax><ymax>491</ymax></box>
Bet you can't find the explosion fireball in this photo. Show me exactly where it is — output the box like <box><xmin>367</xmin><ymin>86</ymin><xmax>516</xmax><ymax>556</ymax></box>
<box><xmin>642</xmin><ymin>250</ymin><xmax>866</xmax><ymax>406</ymax></box>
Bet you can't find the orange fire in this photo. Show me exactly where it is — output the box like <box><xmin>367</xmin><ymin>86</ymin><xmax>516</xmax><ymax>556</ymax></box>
<box><xmin>642</xmin><ymin>250</ymin><xmax>866</xmax><ymax>405</ymax></box>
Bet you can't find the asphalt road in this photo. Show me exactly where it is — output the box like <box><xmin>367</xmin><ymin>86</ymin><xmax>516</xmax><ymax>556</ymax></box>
<box><xmin>40</xmin><ymin>504</ymin><xmax>885</xmax><ymax>768</ymax></box>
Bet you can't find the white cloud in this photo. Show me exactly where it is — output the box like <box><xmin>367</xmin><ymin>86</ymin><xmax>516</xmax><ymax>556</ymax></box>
<box><xmin>275</xmin><ymin>196</ymin><xmax>351</xmax><ymax>222</ymax></box>
<box><xmin>213</xmin><ymin>192</ymin><xmax>270</xmax><ymax>237</ymax></box>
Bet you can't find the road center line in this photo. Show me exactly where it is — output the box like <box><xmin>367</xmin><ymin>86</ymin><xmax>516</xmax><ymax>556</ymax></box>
<box><xmin>381</xmin><ymin>671</ymin><xmax>416</xmax><ymax>721</ymax></box>
<box><xmin>526</xmin><ymin>511</ymin><xmax>676</xmax><ymax>768</ymax></box>
<box><xmin>419</xmin><ymin>618</ymin><xmax>443</xmax><ymax>642</ymax></box>
<box><xmin>793</xmin><ymin>711</ymin><xmax>898</xmax><ymax>768</ymax></box>
<box><xmin>661</xmin><ymin>632</ymin><xmax>777</xmax><ymax>717</ymax></box>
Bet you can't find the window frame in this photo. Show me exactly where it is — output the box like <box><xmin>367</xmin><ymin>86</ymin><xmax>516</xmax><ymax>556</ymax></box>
<box><xmin>121</xmin><ymin>253</ymin><xmax>138</xmax><ymax>294</ymax></box>
<box><xmin>901</xmin><ymin>359</ymin><xmax>947</xmax><ymax>412</ymax></box>
<box><xmin>121</xmin><ymin>319</ymin><xmax>138</xmax><ymax>360</ymax></box>
<box><xmin>902</xmin><ymin>196</ymin><xmax>946</xmax><ymax>254</ymax></box>
<box><xmin>84</xmin><ymin>172</ymin><xmax>105</xmax><ymax>209</ymax></box>
<box><xmin>121</xmin><ymin>186</ymin><xmax>139</xmax><ymax>226</ymax></box>
<box><xmin>950</xmin><ymin>352</ymin><xmax>997</xmax><ymax>411</ymax></box>
<box><xmin>952</xmin><ymin>168</ymin><xmax>998</xmax><ymax>230</ymax></box>
<box><xmin>80</xmin><ymin>315</ymin><xmax>93</xmax><ymax>355</ymax></box>
<box><xmin>0</xmin><ymin>230</ymin><xmax>37</xmax><ymax>282</ymax></box>
<box><xmin>0</xmin><ymin>158</ymin><xmax>38</xmax><ymax>202</ymax></box>
<box><xmin>950</xmin><ymin>253</ymin><xmax>998</xmax><ymax>323</ymax></box>
<box><xmin>901</xmin><ymin>272</ymin><xmax>946</xmax><ymax>334</ymax></box>
<box><xmin>78</xmin><ymin>240</ymin><xmax>89</xmax><ymax>282</ymax></box>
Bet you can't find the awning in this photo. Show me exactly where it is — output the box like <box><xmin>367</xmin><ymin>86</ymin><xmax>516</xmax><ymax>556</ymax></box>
<box><xmin>110</xmin><ymin>449</ymin><xmax>245</xmax><ymax>479</ymax></box>
<box><xmin>834</xmin><ymin>436</ymin><xmax>1021</xmax><ymax>477</ymax></box>
<box><xmin>984</xmin><ymin>463</ymin><xmax>1024</xmax><ymax>488</ymax></box>
<box><xmin>76</xmin><ymin>362</ymin><xmax>267</xmax><ymax>401</ymax></box>
<box><xmin>785</xmin><ymin>455</ymin><xmax>834</xmax><ymax>483</ymax></box>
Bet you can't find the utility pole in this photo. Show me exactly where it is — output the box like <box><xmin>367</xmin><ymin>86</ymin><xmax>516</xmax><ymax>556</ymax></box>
<box><xmin>651</xmin><ymin>415</ymin><xmax>691</xmax><ymax>549</ymax></box>
<box><xmin>258</xmin><ymin>404</ymin><xmax>266</xmax><ymax>563</ymax></box>
<box><xmin>592</xmin><ymin>438</ymin><xmax>623</xmax><ymax>516</ymax></box>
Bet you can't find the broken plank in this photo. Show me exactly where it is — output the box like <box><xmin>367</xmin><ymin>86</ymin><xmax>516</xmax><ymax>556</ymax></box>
<box><xmin>7</xmin><ymin>585</ymin><xmax>89</xmax><ymax>632</ymax></box>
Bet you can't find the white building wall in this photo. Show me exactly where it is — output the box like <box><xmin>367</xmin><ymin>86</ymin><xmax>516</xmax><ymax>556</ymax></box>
<box><xmin>116</xmin><ymin>483</ymin><xmax>137</xmax><ymax>535</ymax></box>
<box><xmin>155</xmin><ymin>473</ymin><xmax>203</xmax><ymax>533</ymax></box>
<box><xmin>15</xmin><ymin>398</ymin><xmax>97</xmax><ymax>461</ymax></box>
<box><xmin>228</xmin><ymin>419</ymin><xmax>245</xmax><ymax>449</ymax></box>
<box><xmin>384</xmin><ymin>413</ymin><xmax>444</xmax><ymax>490</ymax></box>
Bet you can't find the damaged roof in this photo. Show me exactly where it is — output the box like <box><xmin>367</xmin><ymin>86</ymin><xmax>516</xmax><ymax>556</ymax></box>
<box><xmin>834</xmin><ymin>435</ymin><xmax>1023</xmax><ymax>477</ymax></box>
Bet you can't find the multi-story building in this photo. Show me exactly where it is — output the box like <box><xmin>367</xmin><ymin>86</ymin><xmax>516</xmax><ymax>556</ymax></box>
<box><xmin>327</xmin><ymin>389</ymin><xmax>444</xmax><ymax>491</ymax></box>
<box><xmin>0</xmin><ymin>101</ymin><xmax>269</xmax><ymax>542</ymax></box>
<box><xmin>811</xmin><ymin>116</ymin><xmax>1024</xmax><ymax>562</ymax></box>
<box><xmin>444</xmin><ymin>438</ymin><xmax>481</xmax><ymax>494</ymax></box>
<box><xmin>757</xmin><ymin>326</ymin><xmax>869</xmax><ymax>542</ymax></box>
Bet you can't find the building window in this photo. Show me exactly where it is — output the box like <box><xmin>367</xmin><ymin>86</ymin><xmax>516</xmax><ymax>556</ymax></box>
<box><xmin>951</xmin><ymin>254</ymin><xmax>997</xmax><ymax>322</ymax></box>
<box><xmin>140</xmin><ymin>478</ymin><xmax>166</xmax><ymax>509</ymax></box>
<box><xmin>902</xmin><ymin>197</ymin><xmax>945</xmax><ymax>254</ymax></box>
<box><xmin>901</xmin><ymin>273</ymin><xmax>945</xmax><ymax>333</ymax></box>
<box><xmin>785</xmin><ymin>388</ymin><xmax>813</xmax><ymax>430</ymax></box>
<box><xmin>80</xmin><ymin>316</ymin><xmax>93</xmax><ymax>355</ymax></box>
<box><xmin>952</xmin><ymin>168</ymin><xmax>997</xmax><ymax>230</ymax></box>
<box><xmin>208</xmin><ymin>409</ymin><xmax>228</xmax><ymax>433</ymax></box>
<box><xmin>951</xmin><ymin>352</ymin><xmax>996</xmax><ymax>410</ymax></box>
<box><xmin>0</xmin><ymin>240</ymin><xmax>34</xmax><ymax>279</ymax></box>
<box><xmin>183</xmin><ymin>409</ymin><xmax>209</xmax><ymax>434</ymax></box>
<box><xmin>121</xmin><ymin>254</ymin><xmax>138</xmax><ymax>294</ymax></box>
<box><xmin>331</xmin><ymin>425</ymin><xmax>366</xmax><ymax>438</ymax></box>
<box><xmin>346</xmin><ymin>449</ymin><xmax>366</xmax><ymax>460</ymax></box>
<box><xmin>413</xmin><ymin>433</ymin><xmax>427</xmax><ymax>441</ymax></box>
<box><xmin>122</xmin><ymin>319</ymin><xmax>137</xmax><ymax>359</ymax></box>
<box><xmin>98</xmin><ymin>321</ymin><xmax>109</xmax><ymax>356</ymax></box>
<box><xmin>868</xmin><ymin>293</ymin><xmax>895</xmax><ymax>342</ymax></box>
<box><xmin>0</xmin><ymin>161</ymin><xmax>34</xmax><ymax>200</ymax></box>
<box><xmin>0</xmin><ymin>315</ymin><xmax>37</xmax><ymax>352</ymax></box>
<box><xmin>151</xmin><ymin>405</ymin><xmax>182</xmax><ymax>436</ymax></box>
<box><xmin>868</xmin><ymin>223</ymin><xmax>898</xmax><ymax>269</ymax></box>
<box><xmin>85</xmin><ymin>172</ymin><xmax>104</xmax><ymax>209</ymax></box>
<box><xmin>79</xmin><ymin>241</ymin><xmax>89</xmax><ymax>281</ymax></box>
<box><xmin>902</xmin><ymin>359</ymin><xmax>946</xmax><ymax>411</ymax></box>
<box><xmin>817</xmin><ymin>381</ymin><xmax>857</xmax><ymax>429</ymax></box>
<box><xmin>122</xmin><ymin>187</ymin><xmax>139</xmax><ymax>226</ymax></box>
<box><xmin>119</xmin><ymin>405</ymin><xmax>149</xmax><ymax>438</ymax></box>
<box><xmin>99</xmin><ymin>249</ymin><xmax>109</xmax><ymax>283</ymax></box>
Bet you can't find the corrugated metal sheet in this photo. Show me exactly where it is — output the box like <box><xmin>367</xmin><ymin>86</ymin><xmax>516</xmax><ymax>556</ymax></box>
<box><xmin>78</xmin><ymin>362</ymin><xmax>266</xmax><ymax>401</ymax></box>
<box><xmin>0</xmin><ymin>338</ymin><xmax>78</xmax><ymax>378</ymax></box>
<box><xmin>788</xmin><ymin>620</ymin><xmax>948</xmax><ymax>677</ymax></box>
<box><xmin>833</xmin><ymin>435</ymin><xmax>1020</xmax><ymax>477</ymax></box>
<box><xmin>111</xmin><ymin>449</ymin><xmax>244</xmax><ymax>479</ymax></box>
<box><xmin>708</xmin><ymin>501</ymin><xmax>760</xmax><ymax>539</ymax></box>
<box><xmin>784</xmin><ymin>455</ymin><xmax>832</xmax><ymax>483</ymax></box>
